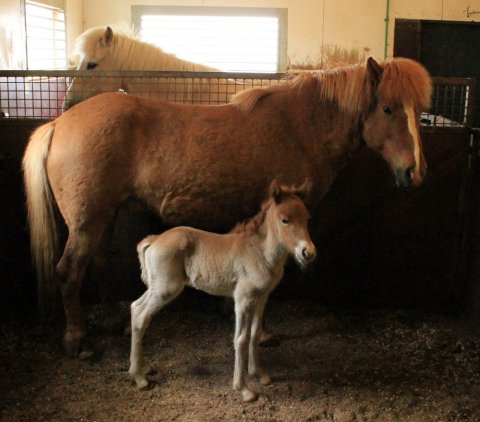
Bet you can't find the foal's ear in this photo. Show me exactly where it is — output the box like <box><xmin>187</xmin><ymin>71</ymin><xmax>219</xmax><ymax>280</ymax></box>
<box><xmin>296</xmin><ymin>177</ymin><xmax>313</xmax><ymax>201</ymax></box>
<box><xmin>269</xmin><ymin>179</ymin><xmax>282</xmax><ymax>203</ymax></box>
<box><xmin>102</xmin><ymin>26</ymin><xmax>114</xmax><ymax>47</ymax></box>
<box><xmin>367</xmin><ymin>57</ymin><xmax>383</xmax><ymax>85</ymax></box>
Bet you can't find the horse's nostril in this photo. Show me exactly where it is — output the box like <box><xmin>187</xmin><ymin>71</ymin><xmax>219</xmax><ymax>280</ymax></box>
<box><xmin>406</xmin><ymin>166</ymin><xmax>414</xmax><ymax>185</ymax></box>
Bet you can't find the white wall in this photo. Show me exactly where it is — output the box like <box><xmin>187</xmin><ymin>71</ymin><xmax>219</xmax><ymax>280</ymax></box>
<box><xmin>69</xmin><ymin>0</ymin><xmax>480</xmax><ymax>68</ymax></box>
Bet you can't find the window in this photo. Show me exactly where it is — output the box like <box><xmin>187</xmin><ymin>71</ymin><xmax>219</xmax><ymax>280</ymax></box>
<box><xmin>132</xmin><ymin>6</ymin><xmax>287</xmax><ymax>73</ymax></box>
<box><xmin>25</xmin><ymin>0</ymin><xmax>66</xmax><ymax>69</ymax></box>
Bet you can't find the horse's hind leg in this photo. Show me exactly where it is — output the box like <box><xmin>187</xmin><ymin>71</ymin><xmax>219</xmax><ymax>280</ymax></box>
<box><xmin>56</xmin><ymin>230</ymin><xmax>103</xmax><ymax>359</ymax></box>
<box><xmin>91</xmin><ymin>219</ymin><xmax>126</xmax><ymax>333</ymax></box>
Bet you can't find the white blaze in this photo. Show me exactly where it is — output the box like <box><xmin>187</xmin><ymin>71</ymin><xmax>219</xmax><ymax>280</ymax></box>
<box><xmin>404</xmin><ymin>104</ymin><xmax>420</xmax><ymax>175</ymax></box>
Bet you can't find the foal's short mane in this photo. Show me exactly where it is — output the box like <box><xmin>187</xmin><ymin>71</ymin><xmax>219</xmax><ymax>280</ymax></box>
<box><xmin>231</xmin><ymin>185</ymin><xmax>305</xmax><ymax>236</ymax></box>
<box><xmin>232</xmin><ymin>58</ymin><xmax>431</xmax><ymax>114</ymax></box>
<box><xmin>70</xmin><ymin>24</ymin><xmax>216</xmax><ymax>72</ymax></box>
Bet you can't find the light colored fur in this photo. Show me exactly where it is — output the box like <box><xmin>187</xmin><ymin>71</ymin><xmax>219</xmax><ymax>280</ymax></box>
<box><xmin>129</xmin><ymin>184</ymin><xmax>316</xmax><ymax>402</ymax></box>
<box><xmin>70</xmin><ymin>24</ymin><xmax>217</xmax><ymax>72</ymax></box>
<box><xmin>64</xmin><ymin>24</ymin><xmax>241</xmax><ymax>109</ymax></box>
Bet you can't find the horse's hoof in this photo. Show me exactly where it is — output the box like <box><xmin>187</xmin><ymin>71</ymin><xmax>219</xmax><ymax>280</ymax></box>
<box><xmin>64</xmin><ymin>333</ymin><xmax>93</xmax><ymax>359</ymax></box>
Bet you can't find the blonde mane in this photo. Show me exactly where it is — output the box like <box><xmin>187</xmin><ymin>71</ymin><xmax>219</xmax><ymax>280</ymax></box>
<box><xmin>70</xmin><ymin>24</ymin><xmax>217</xmax><ymax>72</ymax></box>
<box><xmin>232</xmin><ymin>57</ymin><xmax>432</xmax><ymax>114</ymax></box>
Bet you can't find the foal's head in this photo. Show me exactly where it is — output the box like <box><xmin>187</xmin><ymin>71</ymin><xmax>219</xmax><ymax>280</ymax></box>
<box><xmin>267</xmin><ymin>179</ymin><xmax>316</xmax><ymax>268</ymax></box>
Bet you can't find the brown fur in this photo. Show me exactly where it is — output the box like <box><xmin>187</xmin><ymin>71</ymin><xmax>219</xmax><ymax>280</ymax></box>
<box><xmin>23</xmin><ymin>57</ymin><xmax>431</xmax><ymax>357</ymax></box>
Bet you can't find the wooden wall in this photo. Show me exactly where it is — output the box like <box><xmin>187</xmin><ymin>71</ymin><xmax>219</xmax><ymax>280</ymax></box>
<box><xmin>1</xmin><ymin>121</ymin><xmax>476</xmax><ymax>319</ymax></box>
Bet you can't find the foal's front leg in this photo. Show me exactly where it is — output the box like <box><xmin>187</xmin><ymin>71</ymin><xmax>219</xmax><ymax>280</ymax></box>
<box><xmin>233</xmin><ymin>297</ymin><xmax>257</xmax><ymax>402</ymax></box>
<box><xmin>248</xmin><ymin>294</ymin><xmax>272</xmax><ymax>386</ymax></box>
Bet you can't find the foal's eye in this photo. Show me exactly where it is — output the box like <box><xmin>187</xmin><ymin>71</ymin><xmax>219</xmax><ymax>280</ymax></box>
<box><xmin>383</xmin><ymin>106</ymin><xmax>392</xmax><ymax>115</ymax></box>
<box><xmin>86</xmin><ymin>62</ymin><xmax>98</xmax><ymax>70</ymax></box>
<box><xmin>281</xmin><ymin>218</ymin><xmax>290</xmax><ymax>225</ymax></box>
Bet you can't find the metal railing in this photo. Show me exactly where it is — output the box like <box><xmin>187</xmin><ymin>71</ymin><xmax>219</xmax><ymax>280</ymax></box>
<box><xmin>0</xmin><ymin>71</ymin><xmax>475</xmax><ymax>128</ymax></box>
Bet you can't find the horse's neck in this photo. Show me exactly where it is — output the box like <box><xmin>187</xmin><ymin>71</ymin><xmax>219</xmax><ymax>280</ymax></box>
<box><xmin>287</xmin><ymin>82</ymin><xmax>364</xmax><ymax>172</ymax></box>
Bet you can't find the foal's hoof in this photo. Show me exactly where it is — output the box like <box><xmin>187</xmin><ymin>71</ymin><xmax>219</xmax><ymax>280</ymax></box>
<box><xmin>241</xmin><ymin>388</ymin><xmax>258</xmax><ymax>403</ymax></box>
<box><xmin>258</xmin><ymin>373</ymin><xmax>272</xmax><ymax>386</ymax></box>
<box><xmin>130</xmin><ymin>374</ymin><xmax>149</xmax><ymax>390</ymax></box>
<box><xmin>259</xmin><ymin>331</ymin><xmax>280</xmax><ymax>348</ymax></box>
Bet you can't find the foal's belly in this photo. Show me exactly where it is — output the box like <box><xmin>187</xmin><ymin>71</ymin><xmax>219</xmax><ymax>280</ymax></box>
<box><xmin>186</xmin><ymin>272</ymin><xmax>236</xmax><ymax>298</ymax></box>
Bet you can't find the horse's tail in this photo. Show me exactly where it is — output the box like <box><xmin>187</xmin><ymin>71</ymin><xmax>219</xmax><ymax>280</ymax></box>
<box><xmin>22</xmin><ymin>122</ymin><xmax>61</xmax><ymax>319</ymax></box>
<box><xmin>137</xmin><ymin>237</ymin><xmax>154</xmax><ymax>288</ymax></box>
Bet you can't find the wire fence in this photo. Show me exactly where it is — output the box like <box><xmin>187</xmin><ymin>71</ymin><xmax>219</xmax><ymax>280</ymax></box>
<box><xmin>0</xmin><ymin>70</ymin><xmax>475</xmax><ymax>128</ymax></box>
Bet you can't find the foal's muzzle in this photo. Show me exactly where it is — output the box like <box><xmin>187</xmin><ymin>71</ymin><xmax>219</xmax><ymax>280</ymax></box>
<box><xmin>296</xmin><ymin>242</ymin><xmax>316</xmax><ymax>268</ymax></box>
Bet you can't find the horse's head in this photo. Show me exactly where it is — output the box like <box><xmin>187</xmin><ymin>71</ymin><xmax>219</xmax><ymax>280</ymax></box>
<box><xmin>268</xmin><ymin>178</ymin><xmax>316</xmax><ymax>268</ymax></box>
<box><xmin>362</xmin><ymin>57</ymin><xmax>432</xmax><ymax>188</ymax></box>
<box><xmin>63</xmin><ymin>26</ymin><xmax>122</xmax><ymax>110</ymax></box>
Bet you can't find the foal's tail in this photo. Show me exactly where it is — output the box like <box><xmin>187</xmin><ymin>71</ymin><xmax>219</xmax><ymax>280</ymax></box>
<box><xmin>137</xmin><ymin>236</ymin><xmax>155</xmax><ymax>288</ymax></box>
<box><xmin>22</xmin><ymin>122</ymin><xmax>60</xmax><ymax>318</ymax></box>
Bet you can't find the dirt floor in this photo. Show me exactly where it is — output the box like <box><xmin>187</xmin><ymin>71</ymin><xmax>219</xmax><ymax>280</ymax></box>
<box><xmin>1</xmin><ymin>294</ymin><xmax>480</xmax><ymax>422</ymax></box>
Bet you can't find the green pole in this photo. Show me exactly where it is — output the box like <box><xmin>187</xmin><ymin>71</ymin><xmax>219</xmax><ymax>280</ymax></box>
<box><xmin>384</xmin><ymin>0</ymin><xmax>390</xmax><ymax>59</ymax></box>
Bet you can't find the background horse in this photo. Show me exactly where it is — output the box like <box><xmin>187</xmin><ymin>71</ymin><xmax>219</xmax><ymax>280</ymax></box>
<box><xmin>63</xmin><ymin>24</ymin><xmax>242</xmax><ymax>110</ymax></box>
<box><xmin>23</xmin><ymin>57</ymin><xmax>431</xmax><ymax>358</ymax></box>
<box><xmin>129</xmin><ymin>179</ymin><xmax>316</xmax><ymax>402</ymax></box>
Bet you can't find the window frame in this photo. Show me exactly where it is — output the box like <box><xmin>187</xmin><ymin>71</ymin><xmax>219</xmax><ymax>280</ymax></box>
<box><xmin>25</xmin><ymin>0</ymin><xmax>67</xmax><ymax>70</ymax></box>
<box><xmin>131</xmin><ymin>5</ymin><xmax>288</xmax><ymax>72</ymax></box>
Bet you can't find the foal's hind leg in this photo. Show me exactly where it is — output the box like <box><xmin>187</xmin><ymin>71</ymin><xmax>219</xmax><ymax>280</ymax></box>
<box><xmin>56</xmin><ymin>230</ymin><xmax>103</xmax><ymax>359</ymax></box>
<box><xmin>129</xmin><ymin>276</ymin><xmax>184</xmax><ymax>389</ymax></box>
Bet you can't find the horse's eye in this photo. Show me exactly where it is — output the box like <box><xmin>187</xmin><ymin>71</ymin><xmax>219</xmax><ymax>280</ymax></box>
<box><xmin>383</xmin><ymin>106</ymin><xmax>392</xmax><ymax>115</ymax></box>
<box><xmin>86</xmin><ymin>62</ymin><xmax>98</xmax><ymax>70</ymax></box>
<box><xmin>281</xmin><ymin>218</ymin><xmax>290</xmax><ymax>225</ymax></box>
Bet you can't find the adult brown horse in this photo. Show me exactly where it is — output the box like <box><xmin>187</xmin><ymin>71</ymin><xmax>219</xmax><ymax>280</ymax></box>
<box><xmin>23</xmin><ymin>57</ymin><xmax>431</xmax><ymax>358</ymax></box>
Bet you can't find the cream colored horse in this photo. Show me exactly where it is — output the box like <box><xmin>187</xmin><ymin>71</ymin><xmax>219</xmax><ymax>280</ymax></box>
<box><xmin>63</xmin><ymin>24</ymin><xmax>243</xmax><ymax>109</ymax></box>
<box><xmin>129</xmin><ymin>179</ymin><xmax>316</xmax><ymax>402</ymax></box>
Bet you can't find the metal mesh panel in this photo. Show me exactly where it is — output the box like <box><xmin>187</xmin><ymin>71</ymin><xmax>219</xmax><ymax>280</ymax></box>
<box><xmin>421</xmin><ymin>77</ymin><xmax>475</xmax><ymax>128</ymax></box>
<box><xmin>0</xmin><ymin>71</ymin><xmax>475</xmax><ymax>129</ymax></box>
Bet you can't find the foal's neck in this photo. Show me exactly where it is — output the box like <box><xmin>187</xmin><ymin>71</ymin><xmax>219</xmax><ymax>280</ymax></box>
<box><xmin>260</xmin><ymin>211</ymin><xmax>288</xmax><ymax>271</ymax></box>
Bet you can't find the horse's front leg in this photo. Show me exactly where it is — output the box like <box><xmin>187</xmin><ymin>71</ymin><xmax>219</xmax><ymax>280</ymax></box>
<box><xmin>248</xmin><ymin>294</ymin><xmax>272</xmax><ymax>386</ymax></box>
<box><xmin>233</xmin><ymin>295</ymin><xmax>257</xmax><ymax>402</ymax></box>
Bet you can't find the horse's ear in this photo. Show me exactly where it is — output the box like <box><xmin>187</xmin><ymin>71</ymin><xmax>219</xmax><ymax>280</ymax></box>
<box><xmin>296</xmin><ymin>177</ymin><xmax>313</xmax><ymax>201</ymax></box>
<box><xmin>102</xmin><ymin>26</ymin><xmax>114</xmax><ymax>47</ymax></box>
<box><xmin>367</xmin><ymin>57</ymin><xmax>383</xmax><ymax>85</ymax></box>
<box><xmin>269</xmin><ymin>179</ymin><xmax>282</xmax><ymax>203</ymax></box>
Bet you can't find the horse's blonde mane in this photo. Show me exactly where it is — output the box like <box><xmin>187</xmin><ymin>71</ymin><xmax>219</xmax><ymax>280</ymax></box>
<box><xmin>70</xmin><ymin>23</ymin><xmax>217</xmax><ymax>72</ymax></box>
<box><xmin>232</xmin><ymin>58</ymin><xmax>432</xmax><ymax>114</ymax></box>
